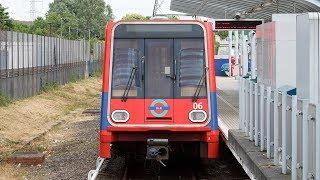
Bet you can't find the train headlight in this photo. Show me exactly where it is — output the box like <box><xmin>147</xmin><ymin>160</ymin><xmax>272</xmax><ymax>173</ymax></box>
<box><xmin>189</xmin><ymin>110</ymin><xmax>207</xmax><ymax>123</ymax></box>
<box><xmin>111</xmin><ymin>110</ymin><xmax>129</xmax><ymax>122</ymax></box>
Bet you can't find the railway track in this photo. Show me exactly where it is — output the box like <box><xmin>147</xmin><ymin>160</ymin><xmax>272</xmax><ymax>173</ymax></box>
<box><xmin>96</xmin><ymin>142</ymin><xmax>249</xmax><ymax>180</ymax></box>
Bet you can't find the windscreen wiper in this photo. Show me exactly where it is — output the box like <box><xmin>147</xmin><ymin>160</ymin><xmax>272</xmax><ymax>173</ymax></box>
<box><xmin>122</xmin><ymin>66</ymin><xmax>137</xmax><ymax>102</ymax></box>
<box><xmin>192</xmin><ymin>67</ymin><xmax>208</xmax><ymax>102</ymax></box>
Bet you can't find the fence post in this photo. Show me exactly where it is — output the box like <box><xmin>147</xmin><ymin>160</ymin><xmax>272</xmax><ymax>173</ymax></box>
<box><xmin>266</xmin><ymin>86</ymin><xmax>271</xmax><ymax>158</ymax></box>
<box><xmin>249</xmin><ymin>81</ymin><xmax>254</xmax><ymax>141</ymax></box>
<box><xmin>260</xmin><ymin>84</ymin><xmax>265</xmax><ymax>151</ymax></box>
<box><xmin>239</xmin><ymin>78</ymin><xmax>243</xmax><ymax>129</ymax></box>
<box><xmin>281</xmin><ymin>92</ymin><xmax>288</xmax><ymax>174</ymax></box>
<box><xmin>274</xmin><ymin>90</ymin><xmax>279</xmax><ymax>165</ymax></box>
<box><xmin>291</xmin><ymin>95</ymin><xmax>298</xmax><ymax>180</ymax></box>
<box><xmin>316</xmin><ymin>104</ymin><xmax>320</xmax><ymax>180</ymax></box>
<box><xmin>302</xmin><ymin>100</ymin><xmax>309</xmax><ymax>180</ymax></box>
<box><xmin>254</xmin><ymin>83</ymin><xmax>259</xmax><ymax>146</ymax></box>
<box><xmin>245</xmin><ymin>80</ymin><xmax>250</xmax><ymax>136</ymax></box>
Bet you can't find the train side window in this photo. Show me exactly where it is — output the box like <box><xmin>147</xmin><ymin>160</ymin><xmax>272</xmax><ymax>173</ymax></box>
<box><xmin>176</xmin><ymin>39</ymin><xmax>207</xmax><ymax>97</ymax></box>
<box><xmin>111</xmin><ymin>39</ymin><xmax>143</xmax><ymax>98</ymax></box>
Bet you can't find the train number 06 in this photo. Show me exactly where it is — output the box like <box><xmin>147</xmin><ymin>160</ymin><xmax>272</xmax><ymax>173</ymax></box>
<box><xmin>192</xmin><ymin>102</ymin><xmax>203</xmax><ymax>110</ymax></box>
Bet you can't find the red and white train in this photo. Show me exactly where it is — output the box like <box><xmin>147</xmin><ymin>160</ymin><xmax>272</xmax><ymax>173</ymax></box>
<box><xmin>99</xmin><ymin>20</ymin><xmax>219</xmax><ymax>163</ymax></box>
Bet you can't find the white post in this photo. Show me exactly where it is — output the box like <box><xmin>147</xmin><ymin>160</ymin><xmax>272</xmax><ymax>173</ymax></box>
<box><xmin>251</xmin><ymin>32</ymin><xmax>257</xmax><ymax>79</ymax></box>
<box><xmin>254</xmin><ymin>83</ymin><xmax>259</xmax><ymax>146</ymax></box>
<box><xmin>243</xmin><ymin>35</ymin><xmax>248</xmax><ymax>76</ymax></box>
<box><xmin>316</xmin><ymin>104</ymin><xmax>320</xmax><ymax>180</ymax></box>
<box><xmin>266</xmin><ymin>87</ymin><xmax>271</xmax><ymax>158</ymax></box>
<box><xmin>228</xmin><ymin>30</ymin><xmax>233</xmax><ymax>77</ymax></box>
<box><xmin>249</xmin><ymin>81</ymin><xmax>254</xmax><ymax>141</ymax></box>
<box><xmin>274</xmin><ymin>91</ymin><xmax>279</xmax><ymax>165</ymax></box>
<box><xmin>241</xmin><ymin>31</ymin><xmax>248</xmax><ymax>76</ymax></box>
<box><xmin>234</xmin><ymin>30</ymin><xmax>239</xmax><ymax>77</ymax></box>
<box><xmin>260</xmin><ymin>84</ymin><xmax>265</xmax><ymax>151</ymax></box>
<box><xmin>302</xmin><ymin>100</ymin><xmax>309</xmax><ymax>180</ymax></box>
<box><xmin>292</xmin><ymin>96</ymin><xmax>298</xmax><ymax>180</ymax></box>
<box><xmin>281</xmin><ymin>92</ymin><xmax>287</xmax><ymax>174</ymax></box>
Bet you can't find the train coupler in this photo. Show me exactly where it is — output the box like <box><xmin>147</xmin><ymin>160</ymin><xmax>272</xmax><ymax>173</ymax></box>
<box><xmin>146</xmin><ymin>139</ymin><xmax>169</xmax><ymax>167</ymax></box>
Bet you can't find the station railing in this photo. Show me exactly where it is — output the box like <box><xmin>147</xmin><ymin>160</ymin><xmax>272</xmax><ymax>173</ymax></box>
<box><xmin>239</xmin><ymin>77</ymin><xmax>319</xmax><ymax>180</ymax></box>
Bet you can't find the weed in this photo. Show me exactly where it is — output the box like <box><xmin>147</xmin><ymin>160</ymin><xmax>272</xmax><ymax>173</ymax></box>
<box><xmin>69</xmin><ymin>73</ymin><xmax>79</xmax><ymax>83</ymax></box>
<box><xmin>0</xmin><ymin>91</ymin><xmax>12</xmax><ymax>107</ymax></box>
<box><xmin>90</xmin><ymin>69</ymin><xmax>102</xmax><ymax>78</ymax></box>
<box><xmin>40</xmin><ymin>82</ymin><xmax>59</xmax><ymax>93</ymax></box>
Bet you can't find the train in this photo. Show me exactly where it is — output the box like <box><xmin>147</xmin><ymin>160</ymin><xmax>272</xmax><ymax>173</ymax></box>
<box><xmin>99</xmin><ymin>20</ymin><xmax>219</xmax><ymax>165</ymax></box>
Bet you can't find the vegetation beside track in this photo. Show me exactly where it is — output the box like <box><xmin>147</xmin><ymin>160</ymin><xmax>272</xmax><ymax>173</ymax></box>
<box><xmin>0</xmin><ymin>91</ymin><xmax>11</xmax><ymax>107</ymax></box>
<box><xmin>0</xmin><ymin>76</ymin><xmax>101</xmax><ymax>162</ymax></box>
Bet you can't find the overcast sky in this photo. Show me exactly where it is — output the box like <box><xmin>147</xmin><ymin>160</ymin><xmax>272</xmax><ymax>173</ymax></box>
<box><xmin>0</xmin><ymin>0</ymin><xmax>178</xmax><ymax>21</ymax></box>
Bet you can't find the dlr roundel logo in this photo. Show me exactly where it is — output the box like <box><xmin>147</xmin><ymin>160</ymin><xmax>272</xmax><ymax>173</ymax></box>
<box><xmin>149</xmin><ymin>99</ymin><xmax>169</xmax><ymax>117</ymax></box>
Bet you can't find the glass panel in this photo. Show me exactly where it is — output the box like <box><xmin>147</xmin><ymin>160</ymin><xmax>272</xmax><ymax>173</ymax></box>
<box><xmin>145</xmin><ymin>39</ymin><xmax>173</xmax><ymax>98</ymax></box>
<box><xmin>176</xmin><ymin>39</ymin><xmax>206</xmax><ymax>97</ymax></box>
<box><xmin>112</xmin><ymin>39</ymin><xmax>143</xmax><ymax>97</ymax></box>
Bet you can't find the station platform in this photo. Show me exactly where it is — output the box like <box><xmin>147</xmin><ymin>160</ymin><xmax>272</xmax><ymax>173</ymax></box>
<box><xmin>216</xmin><ymin>76</ymin><xmax>239</xmax><ymax>139</ymax></box>
<box><xmin>217</xmin><ymin>77</ymin><xmax>291</xmax><ymax>180</ymax></box>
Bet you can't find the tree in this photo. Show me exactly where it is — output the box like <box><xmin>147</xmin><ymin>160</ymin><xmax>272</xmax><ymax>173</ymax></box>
<box><xmin>216</xmin><ymin>31</ymin><xmax>228</xmax><ymax>40</ymax></box>
<box><xmin>74</xmin><ymin>0</ymin><xmax>113</xmax><ymax>39</ymax></box>
<box><xmin>0</xmin><ymin>4</ymin><xmax>13</xmax><ymax>30</ymax></box>
<box><xmin>122</xmin><ymin>13</ymin><xmax>148</xmax><ymax>21</ymax></box>
<box><xmin>12</xmin><ymin>21</ymin><xmax>30</xmax><ymax>33</ymax></box>
<box><xmin>46</xmin><ymin>0</ymin><xmax>113</xmax><ymax>40</ymax></box>
<box><xmin>29</xmin><ymin>17</ymin><xmax>48</xmax><ymax>35</ymax></box>
<box><xmin>167</xmin><ymin>15</ymin><xmax>179</xmax><ymax>20</ymax></box>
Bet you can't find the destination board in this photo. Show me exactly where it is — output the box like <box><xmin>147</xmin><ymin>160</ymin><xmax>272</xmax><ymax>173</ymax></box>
<box><xmin>215</xmin><ymin>20</ymin><xmax>263</xmax><ymax>30</ymax></box>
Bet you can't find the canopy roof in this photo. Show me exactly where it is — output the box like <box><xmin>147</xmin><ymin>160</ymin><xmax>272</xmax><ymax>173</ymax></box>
<box><xmin>170</xmin><ymin>0</ymin><xmax>320</xmax><ymax>21</ymax></box>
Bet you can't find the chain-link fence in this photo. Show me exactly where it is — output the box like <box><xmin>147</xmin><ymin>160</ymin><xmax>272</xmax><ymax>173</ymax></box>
<box><xmin>0</xmin><ymin>30</ymin><xmax>103</xmax><ymax>100</ymax></box>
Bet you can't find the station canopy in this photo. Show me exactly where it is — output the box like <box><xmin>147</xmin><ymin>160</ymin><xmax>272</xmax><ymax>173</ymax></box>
<box><xmin>170</xmin><ymin>0</ymin><xmax>320</xmax><ymax>21</ymax></box>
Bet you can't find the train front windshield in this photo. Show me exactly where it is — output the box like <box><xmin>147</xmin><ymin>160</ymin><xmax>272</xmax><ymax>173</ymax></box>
<box><xmin>111</xmin><ymin>24</ymin><xmax>207</xmax><ymax>99</ymax></box>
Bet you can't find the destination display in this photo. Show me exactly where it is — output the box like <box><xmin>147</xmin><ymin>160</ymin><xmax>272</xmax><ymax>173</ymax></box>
<box><xmin>215</xmin><ymin>20</ymin><xmax>263</xmax><ymax>30</ymax></box>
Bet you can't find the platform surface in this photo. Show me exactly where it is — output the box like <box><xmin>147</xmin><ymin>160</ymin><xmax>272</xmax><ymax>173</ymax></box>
<box><xmin>216</xmin><ymin>76</ymin><xmax>240</xmax><ymax>139</ymax></box>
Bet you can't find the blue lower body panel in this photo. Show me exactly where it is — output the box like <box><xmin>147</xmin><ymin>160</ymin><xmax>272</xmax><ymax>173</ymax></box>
<box><xmin>210</xmin><ymin>92</ymin><xmax>218</xmax><ymax>130</ymax></box>
<box><xmin>100</xmin><ymin>92</ymin><xmax>109</xmax><ymax>130</ymax></box>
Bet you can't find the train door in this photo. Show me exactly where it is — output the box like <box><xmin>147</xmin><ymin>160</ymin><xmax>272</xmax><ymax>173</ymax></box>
<box><xmin>144</xmin><ymin>39</ymin><xmax>175</xmax><ymax>122</ymax></box>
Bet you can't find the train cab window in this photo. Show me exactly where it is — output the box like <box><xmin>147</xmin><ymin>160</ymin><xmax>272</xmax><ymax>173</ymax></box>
<box><xmin>111</xmin><ymin>39</ymin><xmax>144</xmax><ymax>98</ymax></box>
<box><xmin>176</xmin><ymin>39</ymin><xmax>207</xmax><ymax>97</ymax></box>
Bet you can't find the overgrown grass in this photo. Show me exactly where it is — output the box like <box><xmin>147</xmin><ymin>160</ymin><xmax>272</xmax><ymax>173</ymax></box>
<box><xmin>69</xmin><ymin>73</ymin><xmax>79</xmax><ymax>83</ymax></box>
<box><xmin>40</xmin><ymin>82</ymin><xmax>59</xmax><ymax>93</ymax></box>
<box><xmin>90</xmin><ymin>69</ymin><xmax>102</xmax><ymax>78</ymax></box>
<box><xmin>0</xmin><ymin>91</ymin><xmax>12</xmax><ymax>107</ymax></box>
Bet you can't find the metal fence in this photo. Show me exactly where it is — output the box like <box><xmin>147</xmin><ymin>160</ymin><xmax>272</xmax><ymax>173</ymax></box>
<box><xmin>0</xmin><ymin>30</ymin><xmax>103</xmax><ymax>99</ymax></box>
<box><xmin>239</xmin><ymin>77</ymin><xmax>320</xmax><ymax>180</ymax></box>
